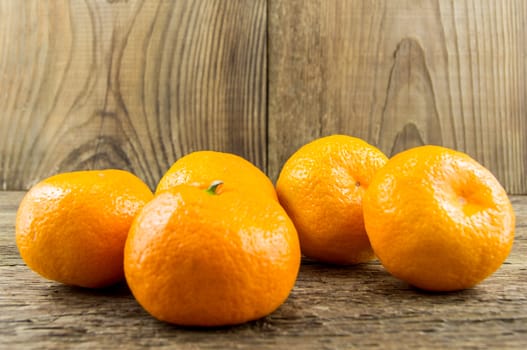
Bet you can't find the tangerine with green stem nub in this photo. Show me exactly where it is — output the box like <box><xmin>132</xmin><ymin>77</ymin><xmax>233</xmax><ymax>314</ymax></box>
<box><xmin>124</xmin><ymin>181</ymin><xmax>301</xmax><ymax>326</ymax></box>
<box><xmin>156</xmin><ymin>151</ymin><xmax>277</xmax><ymax>200</ymax></box>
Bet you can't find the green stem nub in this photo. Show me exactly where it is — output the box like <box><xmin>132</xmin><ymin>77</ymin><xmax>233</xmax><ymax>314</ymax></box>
<box><xmin>205</xmin><ymin>180</ymin><xmax>224</xmax><ymax>195</ymax></box>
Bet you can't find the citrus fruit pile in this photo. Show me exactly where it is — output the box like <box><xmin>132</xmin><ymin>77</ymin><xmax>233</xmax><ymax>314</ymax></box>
<box><xmin>15</xmin><ymin>136</ymin><xmax>515</xmax><ymax>326</ymax></box>
<box><xmin>277</xmin><ymin>136</ymin><xmax>514</xmax><ymax>292</ymax></box>
<box><xmin>16</xmin><ymin>152</ymin><xmax>300</xmax><ymax>326</ymax></box>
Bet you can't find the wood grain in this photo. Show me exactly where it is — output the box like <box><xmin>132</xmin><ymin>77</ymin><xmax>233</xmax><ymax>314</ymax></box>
<box><xmin>268</xmin><ymin>0</ymin><xmax>527</xmax><ymax>194</ymax></box>
<box><xmin>1</xmin><ymin>191</ymin><xmax>526</xmax><ymax>349</ymax></box>
<box><xmin>1</xmin><ymin>0</ymin><xmax>526</xmax><ymax>194</ymax></box>
<box><xmin>0</xmin><ymin>0</ymin><xmax>267</xmax><ymax>191</ymax></box>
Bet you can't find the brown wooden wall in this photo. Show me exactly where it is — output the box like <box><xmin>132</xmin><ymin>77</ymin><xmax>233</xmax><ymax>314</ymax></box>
<box><xmin>1</xmin><ymin>0</ymin><xmax>526</xmax><ymax>193</ymax></box>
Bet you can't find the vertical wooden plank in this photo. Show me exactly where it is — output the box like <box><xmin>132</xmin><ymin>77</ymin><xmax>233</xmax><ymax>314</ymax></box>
<box><xmin>0</xmin><ymin>0</ymin><xmax>267</xmax><ymax>190</ymax></box>
<box><xmin>268</xmin><ymin>0</ymin><xmax>527</xmax><ymax>194</ymax></box>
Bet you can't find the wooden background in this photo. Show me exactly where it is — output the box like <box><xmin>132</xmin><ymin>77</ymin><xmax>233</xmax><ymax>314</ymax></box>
<box><xmin>0</xmin><ymin>0</ymin><xmax>526</xmax><ymax>193</ymax></box>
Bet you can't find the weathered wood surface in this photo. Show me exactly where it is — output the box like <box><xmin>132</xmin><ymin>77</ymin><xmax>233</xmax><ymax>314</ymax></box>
<box><xmin>1</xmin><ymin>0</ymin><xmax>526</xmax><ymax>194</ymax></box>
<box><xmin>269</xmin><ymin>0</ymin><xmax>527</xmax><ymax>193</ymax></box>
<box><xmin>1</xmin><ymin>191</ymin><xmax>526</xmax><ymax>349</ymax></box>
<box><xmin>0</xmin><ymin>0</ymin><xmax>267</xmax><ymax>191</ymax></box>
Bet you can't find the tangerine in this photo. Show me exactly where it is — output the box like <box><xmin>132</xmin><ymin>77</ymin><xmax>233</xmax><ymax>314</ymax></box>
<box><xmin>363</xmin><ymin>145</ymin><xmax>515</xmax><ymax>291</ymax></box>
<box><xmin>124</xmin><ymin>181</ymin><xmax>301</xmax><ymax>326</ymax></box>
<box><xmin>16</xmin><ymin>170</ymin><xmax>153</xmax><ymax>288</ymax></box>
<box><xmin>156</xmin><ymin>151</ymin><xmax>277</xmax><ymax>200</ymax></box>
<box><xmin>276</xmin><ymin>135</ymin><xmax>388</xmax><ymax>264</ymax></box>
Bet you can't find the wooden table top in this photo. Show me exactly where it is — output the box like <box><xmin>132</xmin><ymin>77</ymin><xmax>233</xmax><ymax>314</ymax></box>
<box><xmin>1</xmin><ymin>191</ymin><xmax>526</xmax><ymax>349</ymax></box>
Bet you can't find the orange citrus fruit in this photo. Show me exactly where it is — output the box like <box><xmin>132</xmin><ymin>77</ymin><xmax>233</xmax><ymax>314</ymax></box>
<box><xmin>124</xmin><ymin>181</ymin><xmax>301</xmax><ymax>326</ymax></box>
<box><xmin>276</xmin><ymin>135</ymin><xmax>388</xmax><ymax>264</ymax></box>
<box><xmin>16</xmin><ymin>170</ymin><xmax>153</xmax><ymax>288</ymax></box>
<box><xmin>156</xmin><ymin>151</ymin><xmax>277</xmax><ymax>200</ymax></box>
<box><xmin>363</xmin><ymin>145</ymin><xmax>515</xmax><ymax>291</ymax></box>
